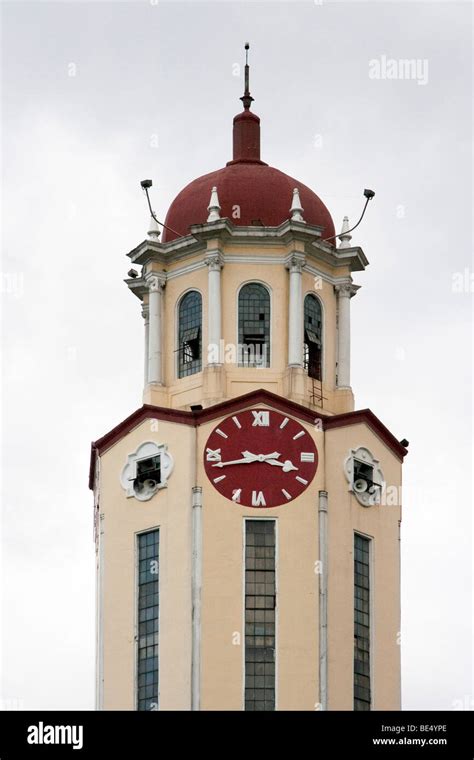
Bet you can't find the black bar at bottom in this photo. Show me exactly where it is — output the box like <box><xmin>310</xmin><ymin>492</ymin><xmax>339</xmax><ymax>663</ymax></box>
<box><xmin>0</xmin><ymin>711</ymin><xmax>472</xmax><ymax>757</ymax></box>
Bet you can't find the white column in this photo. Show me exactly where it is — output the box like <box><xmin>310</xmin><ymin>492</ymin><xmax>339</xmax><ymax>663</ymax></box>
<box><xmin>191</xmin><ymin>486</ymin><xmax>202</xmax><ymax>711</ymax></box>
<box><xmin>146</xmin><ymin>274</ymin><xmax>166</xmax><ymax>385</ymax></box>
<box><xmin>318</xmin><ymin>490</ymin><xmax>328</xmax><ymax>711</ymax></box>
<box><xmin>205</xmin><ymin>252</ymin><xmax>223</xmax><ymax>365</ymax></box>
<box><xmin>335</xmin><ymin>283</ymin><xmax>357</xmax><ymax>388</ymax></box>
<box><xmin>287</xmin><ymin>253</ymin><xmax>305</xmax><ymax>367</ymax></box>
<box><xmin>141</xmin><ymin>304</ymin><xmax>149</xmax><ymax>386</ymax></box>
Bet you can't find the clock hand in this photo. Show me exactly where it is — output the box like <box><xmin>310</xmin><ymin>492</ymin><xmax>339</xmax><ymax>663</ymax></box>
<box><xmin>242</xmin><ymin>451</ymin><xmax>281</xmax><ymax>461</ymax></box>
<box><xmin>213</xmin><ymin>452</ymin><xmax>281</xmax><ymax>468</ymax></box>
<box><xmin>264</xmin><ymin>458</ymin><xmax>299</xmax><ymax>472</ymax></box>
<box><xmin>213</xmin><ymin>456</ymin><xmax>257</xmax><ymax>468</ymax></box>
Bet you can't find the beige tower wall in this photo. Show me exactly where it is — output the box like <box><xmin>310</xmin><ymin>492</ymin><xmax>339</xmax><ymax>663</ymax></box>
<box><xmin>325</xmin><ymin>423</ymin><xmax>402</xmax><ymax>710</ymax></box>
<box><xmin>95</xmin><ymin>400</ymin><xmax>403</xmax><ymax>711</ymax></box>
<box><xmin>197</xmin><ymin>409</ymin><xmax>324</xmax><ymax>711</ymax></box>
<box><xmin>98</xmin><ymin>418</ymin><xmax>195</xmax><ymax>710</ymax></box>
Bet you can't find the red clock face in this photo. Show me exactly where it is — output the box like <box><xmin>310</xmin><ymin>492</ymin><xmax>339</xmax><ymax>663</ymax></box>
<box><xmin>204</xmin><ymin>408</ymin><xmax>318</xmax><ymax>508</ymax></box>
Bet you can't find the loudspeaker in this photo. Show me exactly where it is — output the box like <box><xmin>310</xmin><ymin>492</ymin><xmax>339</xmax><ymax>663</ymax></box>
<box><xmin>353</xmin><ymin>478</ymin><xmax>368</xmax><ymax>493</ymax></box>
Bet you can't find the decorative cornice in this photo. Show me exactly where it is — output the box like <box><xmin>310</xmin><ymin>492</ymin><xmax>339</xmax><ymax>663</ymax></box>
<box><xmin>303</xmin><ymin>264</ymin><xmax>359</xmax><ymax>288</ymax></box>
<box><xmin>125</xmin><ymin>276</ymin><xmax>147</xmax><ymax>300</ymax></box>
<box><xmin>125</xmin><ymin>259</ymin><xmax>361</xmax><ymax>302</ymax></box>
<box><xmin>88</xmin><ymin>389</ymin><xmax>408</xmax><ymax>490</ymax></box>
<box><xmin>127</xmin><ymin>217</ymin><xmax>324</xmax><ymax>262</ymax></box>
<box><xmin>331</xmin><ymin>246</ymin><xmax>369</xmax><ymax>271</ymax></box>
<box><xmin>127</xmin><ymin>236</ymin><xmax>205</xmax><ymax>267</ymax></box>
<box><xmin>166</xmin><ymin>259</ymin><xmax>206</xmax><ymax>282</ymax></box>
<box><xmin>126</xmin><ymin>220</ymin><xmax>368</xmax><ymax>277</ymax></box>
<box><xmin>189</xmin><ymin>218</ymin><xmax>324</xmax><ymax>246</ymax></box>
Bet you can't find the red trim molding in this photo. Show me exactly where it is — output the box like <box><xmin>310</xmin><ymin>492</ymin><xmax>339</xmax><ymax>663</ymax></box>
<box><xmin>324</xmin><ymin>408</ymin><xmax>408</xmax><ymax>461</ymax></box>
<box><xmin>88</xmin><ymin>389</ymin><xmax>407</xmax><ymax>490</ymax></box>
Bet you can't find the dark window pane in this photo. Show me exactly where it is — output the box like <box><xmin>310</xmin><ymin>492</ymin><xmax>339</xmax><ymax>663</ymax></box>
<box><xmin>304</xmin><ymin>294</ymin><xmax>322</xmax><ymax>380</ymax></box>
<box><xmin>137</xmin><ymin>530</ymin><xmax>159</xmax><ymax>710</ymax></box>
<box><xmin>354</xmin><ymin>534</ymin><xmax>371</xmax><ymax>711</ymax></box>
<box><xmin>178</xmin><ymin>291</ymin><xmax>202</xmax><ymax>378</ymax></box>
<box><xmin>238</xmin><ymin>284</ymin><xmax>270</xmax><ymax>367</ymax></box>
<box><xmin>245</xmin><ymin>521</ymin><xmax>275</xmax><ymax>711</ymax></box>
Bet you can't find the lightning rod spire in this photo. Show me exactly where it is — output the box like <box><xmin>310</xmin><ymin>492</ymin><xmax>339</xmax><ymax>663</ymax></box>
<box><xmin>241</xmin><ymin>42</ymin><xmax>254</xmax><ymax>110</ymax></box>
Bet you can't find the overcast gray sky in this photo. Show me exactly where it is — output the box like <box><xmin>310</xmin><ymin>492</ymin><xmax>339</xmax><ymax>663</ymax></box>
<box><xmin>1</xmin><ymin>0</ymin><xmax>472</xmax><ymax>710</ymax></box>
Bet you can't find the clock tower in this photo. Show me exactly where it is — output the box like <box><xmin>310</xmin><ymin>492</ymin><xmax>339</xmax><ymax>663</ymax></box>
<box><xmin>90</xmin><ymin>51</ymin><xmax>407</xmax><ymax>711</ymax></box>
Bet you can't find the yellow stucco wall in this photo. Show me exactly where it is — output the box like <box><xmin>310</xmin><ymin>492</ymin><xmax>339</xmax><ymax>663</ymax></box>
<box><xmin>197</xmin><ymin>409</ymin><xmax>323</xmax><ymax>710</ymax></box>
<box><xmin>99</xmin><ymin>418</ymin><xmax>195</xmax><ymax>710</ymax></box>
<box><xmin>325</xmin><ymin>423</ymin><xmax>402</xmax><ymax>711</ymax></box>
<box><xmin>97</xmin><ymin>404</ymin><xmax>402</xmax><ymax>711</ymax></box>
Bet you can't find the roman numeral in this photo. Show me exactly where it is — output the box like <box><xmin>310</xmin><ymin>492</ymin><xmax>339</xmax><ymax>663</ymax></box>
<box><xmin>206</xmin><ymin>448</ymin><xmax>222</xmax><ymax>462</ymax></box>
<box><xmin>300</xmin><ymin>452</ymin><xmax>315</xmax><ymax>462</ymax></box>
<box><xmin>251</xmin><ymin>490</ymin><xmax>266</xmax><ymax>507</ymax></box>
<box><xmin>252</xmin><ymin>411</ymin><xmax>269</xmax><ymax>427</ymax></box>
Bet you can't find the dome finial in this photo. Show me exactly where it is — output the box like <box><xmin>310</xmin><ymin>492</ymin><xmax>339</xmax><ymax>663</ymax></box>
<box><xmin>290</xmin><ymin>188</ymin><xmax>305</xmax><ymax>223</ymax></box>
<box><xmin>240</xmin><ymin>42</ymin><xmax>254</xmax><ymax>110</ymax></box>
<box><xmin>338</xmin><ymin>215</ymin><xmax>352</xmax><ymax>248</ymax></box>
<box><xmin>207</xmin><ymin>186</ymin><xmax>221</xmax><ymax>222</ymax></box>
<box><xmin>147</xmin><ymin>211</ymin><xmax>161</xmax><ymax>240</ymax></box>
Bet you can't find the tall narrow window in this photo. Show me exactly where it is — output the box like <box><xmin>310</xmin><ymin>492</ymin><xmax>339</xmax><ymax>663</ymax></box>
<box><xmin>178</xmin><ymin>291</ymin><xmax>202</xmax><ymax>378</ymax></box>
<box><xmin>303</xmin><ymin>294</ymin><xmax>322</xmax><ymax>380</ymax></box>
<box><xmin>238</xmin><ymin>283</ymin><xmax>270</xmax><ymax>368</ymax></box>
<box><xmin>245</xmin><ymin>520</ymin><xmax>276</xmax><ymax>711</ymax></box>
<box><xmin>354</xmin><ymin>533</ymin><xmax>371</xmax><ymax>710</ymax></box>
<box><xmin>137</xmin><ymin>529</ymin><xmax>159</xmax><ymax>711</ymax></box>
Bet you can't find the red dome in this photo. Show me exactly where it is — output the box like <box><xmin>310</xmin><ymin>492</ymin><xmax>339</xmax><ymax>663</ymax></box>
<box><xmin>163</xmin><ymin>84</ymin><xmax>334</xmax><ymax>244</ymax></box>
<box><xmin>162</xmin><ymin>162</ymin><xmax>335</xmax><ymax>243</ymax></box>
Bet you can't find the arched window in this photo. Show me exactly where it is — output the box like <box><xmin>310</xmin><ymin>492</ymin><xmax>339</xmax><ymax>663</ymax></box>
<box><xmin>304</xmin><ymin>294</ymin><xmax>322</xmax><ymax>380</ymax></box>
<box><xmin>178</xmin><ymin>291</ymin><xmax>202</xmax><ymax>378</ymax></box>
<box><xmin>238</xmin><ymin>283</ymin><xmax>270</xmax><ymax>368</ymax></box>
